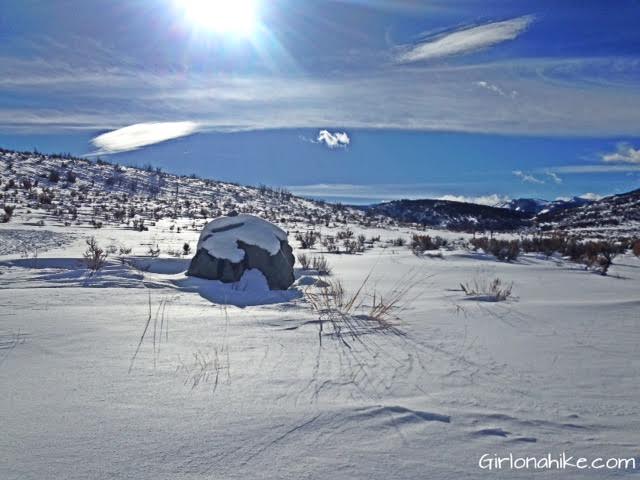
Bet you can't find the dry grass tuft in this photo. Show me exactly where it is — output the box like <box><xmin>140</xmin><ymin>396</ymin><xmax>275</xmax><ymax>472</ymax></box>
<box><xmin>460</xmin><ymin>277</ymin><xmax>512</xmax><ymax>302</ymax></box>
<box><xmin>305</xmin><ymin>273</ymin><xmax>417</xmax><ymax>346</ymax></box>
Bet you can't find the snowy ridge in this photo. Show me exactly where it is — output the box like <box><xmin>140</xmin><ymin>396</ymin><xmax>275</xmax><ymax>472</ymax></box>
<box><xmin>536</xmin><ymin>188</ymin><xmax>640</xmax><ymax>238</ymax></box>
<box><xmin>0</xmin><ymin>147</ymin><xmax>377</xmax><ymax>230</ymax></box>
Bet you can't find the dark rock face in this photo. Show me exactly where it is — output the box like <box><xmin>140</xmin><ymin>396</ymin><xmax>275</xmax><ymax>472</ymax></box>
<box><xmin>187</xmin><ymin>239</ymin><xmax>295</xmax><ymax>290</ymax></box>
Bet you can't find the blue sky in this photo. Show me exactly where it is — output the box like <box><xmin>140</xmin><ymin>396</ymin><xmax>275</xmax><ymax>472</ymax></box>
<box><xmin>1</xmin><ymin>0</ymin><xmax>640</xmax><ymax>204</ymax></box>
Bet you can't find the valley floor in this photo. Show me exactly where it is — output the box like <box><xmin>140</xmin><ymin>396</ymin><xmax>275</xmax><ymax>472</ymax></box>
<box><xmin>1</xmin><ymin>222</ymin><xmax>639</xmax><ymax>479</ymax></box>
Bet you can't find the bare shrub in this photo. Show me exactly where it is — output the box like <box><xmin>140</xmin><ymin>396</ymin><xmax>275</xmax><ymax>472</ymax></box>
<box><xmin>581</xmin><ymin>241</ymin><xmax>620</xmax><ymax>276</ymax></box>
<box><xmin>1</xmin><ymin>205</ymin><xmax>15</xmax><ymax>223</ymax></box>
<box><xmin>311</xmin><ymin>255</ymin><xmax>332</xmax><ymax>275</ymax></box>
<box><xmin>411</xmin><ymin>234</ymin><xmax>447</xmax><ymax>254</ymax></box>
<box><xmin>321</xmin><ymin>235</ymin><xmax>339</xmax><ymax>253</ymax></box>
<box><xmin>297</xmin><ymin>253</ymin><xmax>311</xmax><ymax>270</ymax></box>
<box><xmin>390</xmin><ymin>237</ymin><xmax>405</xmax><ymax>247</ymax></box>
<box><xmin>295</xmin><ymin>230</ymin><xmax>319</xmax><ymax>249</ymax></box>
<box><xmin>83</xmin><ymin>237</ymin><xmax>108</xmax><ymax>273</ymax></box>
<box><xmin>470</xmin><ymin>237</ymin><xmax>520</xmax><ymax>262</ymax></box>
<box><xmin>48</xmin><ymin>170</ymin><xmax>60</xmax><ymax>183</ymax></box>
<box><xmin>182</xmin><ymin>242</ymin><xmax>191</xmax><ymax>256</ymax></box>
<box><xmin>460</xmin><ymin>277</ymin><xmax>512</xmax><ymax>302</ymax></box>
<box><xmin>336</xmin><ymin>228</ymin><xmax>353</xmax><ymax>240</ymax></box>
<box><xmin>520</xmin><ymin>234</ymin><xmax>571</xmax><ymax>257</ymax></box>
<box><xmin>132</xmin><ymin>219</ymin><xmax>148</xmax><ymax>232</ymax></box>
<box><xmin>343</xmin><ymin>239</ymin><xmax>363</xmax><ymax>254</ymax></box>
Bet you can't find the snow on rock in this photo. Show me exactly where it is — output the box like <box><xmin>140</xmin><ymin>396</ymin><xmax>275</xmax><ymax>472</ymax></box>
<box><xmin>196</xmin><ymin>214</ymin><xmax>288</xmax><ymax>263</ymax></box>
<box><xmin>188</xmin><ymin>214</ymin><xmax>296</xmax><ymax>290</ymax></box>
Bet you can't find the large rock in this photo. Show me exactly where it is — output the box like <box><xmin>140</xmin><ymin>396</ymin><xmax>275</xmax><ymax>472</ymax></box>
<box><xmin>187</xmin><ymin>214</ymin><xmax>295</xmax><ymax>290</ymax></box>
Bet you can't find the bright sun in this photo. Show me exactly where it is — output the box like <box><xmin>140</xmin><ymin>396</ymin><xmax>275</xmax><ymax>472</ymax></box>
<box><xmin>177</xmin><ymin>0</ymin><xmax>258</xmax><ymax>36</ymax></box>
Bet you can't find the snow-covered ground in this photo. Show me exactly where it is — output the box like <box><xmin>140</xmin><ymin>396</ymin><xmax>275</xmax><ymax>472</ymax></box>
<box><xmin>1</xmin><ymin>221</ymin><xmax>639</xmax><ymax>479</ymax></box>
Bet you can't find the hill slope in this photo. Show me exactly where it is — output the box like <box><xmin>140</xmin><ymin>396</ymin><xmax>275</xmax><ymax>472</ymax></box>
<box><xmin>536</xmin><ymin>188</ymin><xmax>640</xmax><ymax>237</ymax></box>
<box><xmin>0</xmin><ymin>148</ymin><xmax>373</xmax><ymax>230</ymax></box>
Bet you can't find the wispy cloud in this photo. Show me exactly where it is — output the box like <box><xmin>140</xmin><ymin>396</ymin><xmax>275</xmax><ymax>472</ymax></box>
<box><xmin>91</xmin><ymin>122</ymin><xmax>200</xmax><ymax>155</ymax></box>
<box><xmin>513</xmin><ymin>170</ymin><xmax>544</xmax><ymax>184</ymax></box>
<box><xmin>601</xmin><ymin>143</ymin><xmax>640</xmax><ymax>164</ymax></box>
<box><xmin>545</xmin><ymin>170</ymin><xmax>563</xmax><ymax>184</ymax></box>
<box><xmin>316</xmin><ymin>130</ymin><xmax>350</xmax><ymax>149</ymax></box>
<box><xmin>396</xmin><ymin>15</ymin><xmax>535</xmax><ymax>63</ymax></box>
<box><xmin>548</xmin><ymin>164</ymin><xmax>640</xmax><ymax>174</ymax></box>
<box><xmin>2</xmin><ymin>54</ymin><xmax>640</xmax><ymax>137</ymax></box>
<box><xmin>474</xmin><ymin>81</ymin><xmax>517</xmax><ymax>99</ymax></box>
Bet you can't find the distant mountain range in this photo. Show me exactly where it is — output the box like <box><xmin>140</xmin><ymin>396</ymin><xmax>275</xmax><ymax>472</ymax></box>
<box><xmin>364</xmin><ymin>189</ymin><xmax>639</xmax><ymax>236</ymax></box>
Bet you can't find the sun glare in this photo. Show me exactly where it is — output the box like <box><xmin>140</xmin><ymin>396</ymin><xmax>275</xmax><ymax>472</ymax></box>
<box><xmin>177</xmin><ymin>0</ymin><xmax>258</xmax><ymax>36</ymax></box>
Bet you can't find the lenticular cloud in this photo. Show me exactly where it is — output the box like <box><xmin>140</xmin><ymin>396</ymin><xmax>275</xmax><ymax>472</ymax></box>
<box><xmin>91</xmin><ymin>121</ymin><xmax>200</xmax><ymax>154</ymax></box>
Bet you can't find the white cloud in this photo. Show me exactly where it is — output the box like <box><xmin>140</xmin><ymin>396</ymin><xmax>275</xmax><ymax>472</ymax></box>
<box><xmin>601</xmin><ymin>143</ymin><xmax>640</xmax><ymax>164</ymax></box>
<box><xmin>287</xmin><ymin>182</ymin><xmax>477</xmax><ymax>201</ymax></box>
<box><xmin>91</xmin><ymin>122</ymin><xmax>200</xmax><ymax>154</ymax></box>
<box><xmin>545</xmin><ymin>170</ymin><xmax>563</xmax><ymax>184</ymax></box>
<box><xmin>396</xmin><ymin>15</ymin><xmax>535</xmax><ymax>63</ymax></box>
<box><xmin>513</xmin><ymin>170</ymin><xmax>544</xmax><ymax>184</ymax></box>
<box><xmin>316</xmin><ymin>130</ymin><xmax>350</xmax><ymax>149</ymax></box>
<box><xmin>475</xmin><ymin>81</ymin><xmax>517</xmax><ymax>99</ymax></box>
<box><xmin>438</xmin><ymin>194</ymin><xmax>509</xmax><ymax>206</ymax></box>
<box><xmin>579</xmin><ymin>192</ymin><xmax>604</xmax><ymax>201</ymax></box>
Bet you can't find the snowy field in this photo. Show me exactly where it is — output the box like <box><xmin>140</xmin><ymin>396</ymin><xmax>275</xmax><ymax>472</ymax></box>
<box><xmin>1</xmin><ymin>221</ymin><xmax>639</xmax><ymax>479</ymax></box>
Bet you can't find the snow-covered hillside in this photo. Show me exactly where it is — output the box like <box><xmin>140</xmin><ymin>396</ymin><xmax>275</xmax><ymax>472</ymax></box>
<box><xmin>0</xmin><ymin>148</ymin><xmax>381</xmax><ymax>231</ymax></box>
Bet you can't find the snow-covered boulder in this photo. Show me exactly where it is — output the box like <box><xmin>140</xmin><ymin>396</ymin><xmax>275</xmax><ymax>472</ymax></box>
<box><xmin>187</xmin><ymin>214</ymin><xmax>295</xmax><ymax>290</ymax></box>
